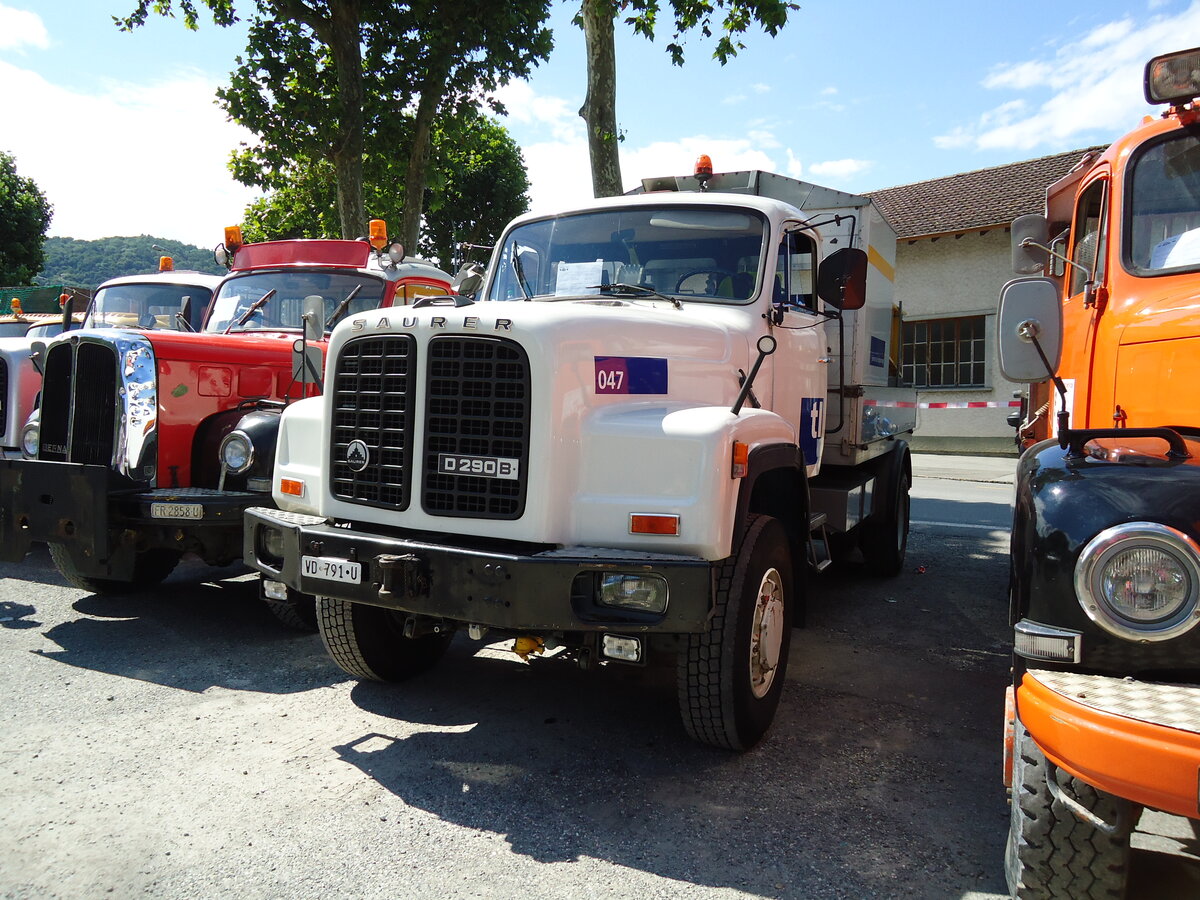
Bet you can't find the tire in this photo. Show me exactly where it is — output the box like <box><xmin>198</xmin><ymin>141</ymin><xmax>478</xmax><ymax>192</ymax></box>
<box><xmin>862</xmin><ymin>467</ymin><xmax>910</xmax><ymax>577</ymax></box>
<box><xmin>317</xmin><ymin>596</ymin><xmax>452</xmax><ymax>682</ymax></box>
<box><xmin>263</xmin><ymin>588</ymin><xmax>318</xmax><ymax>632</ymax></box>
<box><xmin>1005</xmin><ymin>716</ymin><xmax>1132</xmax><ymax>899</ymax></box>
<box><xmin>677</xmin><ymin>514</ymin><xmax>795</xmax><ymax>751</ymax></box>
<box><xmin>49</xmin><ymin>543</ymin><xmax>180</xmax><ymax>594</ymax></box>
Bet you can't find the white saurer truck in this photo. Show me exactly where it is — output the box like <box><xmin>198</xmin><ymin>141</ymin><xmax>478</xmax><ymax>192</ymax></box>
<box><xmin>244</xmin><ymin>164</ymin><xmax>916</xmax><ymax>749</ymax></box>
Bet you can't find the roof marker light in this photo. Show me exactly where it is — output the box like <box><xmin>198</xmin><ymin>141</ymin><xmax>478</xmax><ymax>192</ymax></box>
<box><xmin>732</xmin><ymin>441</ymin><xmax>749</xmax><ymax>478</ymax></box>
<box><xmin>369</xmin><ymin>219</ymin><xmax>388</xmax><ymax>251</ymax></box>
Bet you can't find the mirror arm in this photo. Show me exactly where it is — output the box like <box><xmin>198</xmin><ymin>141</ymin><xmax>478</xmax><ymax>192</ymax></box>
<box><xmin>1020</xmin><ymin>238</ymin><xmax>1091</xmax><ymax>280</ymax></box>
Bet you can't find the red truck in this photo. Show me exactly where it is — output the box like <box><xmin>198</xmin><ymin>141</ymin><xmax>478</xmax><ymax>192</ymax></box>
<box><xmin>997</xmin><ymin>48</ymin><xmax>1200</xmax><ymax>897</ymax></box>
<box><xmin>0</xmin><ymin>223</ymin><xmax>452</xmax><ymax>623</ymax></box>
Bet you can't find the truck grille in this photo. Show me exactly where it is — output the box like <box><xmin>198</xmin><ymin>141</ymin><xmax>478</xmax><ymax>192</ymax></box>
<box><xmin>38</xmin><ymin>341</ymin><xmax>118</xmax><ymax>465</ymax></box>
<box><xmin>422</xmin><ymin>336</ymin><xmax>530</xmax><ymax>520</ymax></box>
<box><xmin>330</xmin><ymin>335</ymin><xmax>417</xmax><ymax>509</ymax></box>
<box><xmin>328</xmin><ymin>334</ymin><xmax>531</xmax><ymax>520</ymax></box>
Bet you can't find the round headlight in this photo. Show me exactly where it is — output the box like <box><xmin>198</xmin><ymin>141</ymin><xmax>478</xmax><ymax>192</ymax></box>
<box><xmin>20</xmin><ymin>421</ymin><xmax>39</xmax><ymax>458</ymax></box>
<box><xmin>219</xmin><ymin>430</ymin><xmax>254</xmax><ymax>474</ymax></box>
<box><xmin>1075</xmin><ymin>522</ymin><xmax>1200</xmax><ymax>641</ymax></box>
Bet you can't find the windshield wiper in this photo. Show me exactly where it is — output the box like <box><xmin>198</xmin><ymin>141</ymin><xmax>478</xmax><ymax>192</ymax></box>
<box><xmin>224</xmin><ymin>289</ymin><xmax>276</xmax><ymax>334</ymax></box>
<box><xmin>587</xmin><ymin>282</ymin><xmax>682</xmax><ymax>309</ymax></box>
<box><xmin>325</xmin><ymin>284</ymin><xmax>363</xmax><ymax>330</ymax></box>
<box><xmin>512</xmin><ymin>245</ymin><xmax>533</xmax><ymax>301</ymax></box>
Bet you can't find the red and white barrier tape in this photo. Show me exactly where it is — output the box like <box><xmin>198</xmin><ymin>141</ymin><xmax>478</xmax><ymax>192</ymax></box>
<box><xmin>863</xmin><ymin>399</ymin><xmax>1023</xmax><ymax>409</ymax></box>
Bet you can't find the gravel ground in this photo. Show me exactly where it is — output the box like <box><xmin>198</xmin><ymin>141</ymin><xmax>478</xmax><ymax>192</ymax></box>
<box><xmin>0</xmin><ymin>520</ymin><xmax>1194</xmax><ymax>899</ymax></box>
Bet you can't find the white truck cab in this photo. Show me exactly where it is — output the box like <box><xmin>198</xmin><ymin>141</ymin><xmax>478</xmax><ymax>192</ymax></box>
<box><xmin>245</xmin><ymin>165</ymin><xmax>916</xmax><ymax>749</ymax></box>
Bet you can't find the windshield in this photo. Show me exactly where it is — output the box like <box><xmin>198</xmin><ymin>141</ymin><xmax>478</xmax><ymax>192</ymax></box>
<box><xmin>88</xmin><ymin>282</ymin><xmax>214</xmax><ymax>331</ymax></box>
<box><xmin>205</xmin><ymin>271</ymin><xmax>386</xmax><ymax>334</ymax></box>
<box><xmin>1126</xmin><ymin>132</ymin><xmax>1200</xmax><ymax>275</ymax></box>
<box><xmin>486</xmin><ymin>206</ymin><xmax>767</xmax><ymax>304</ymax></box>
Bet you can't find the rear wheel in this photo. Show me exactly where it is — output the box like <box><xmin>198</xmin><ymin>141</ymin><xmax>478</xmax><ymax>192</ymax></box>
<box><xmin>1005</xmin><ymin>716</ymin><xmax>1133</xmax><ymax>899</ymax></box>
<box><xmin>317</xmin><ymin>597</ymin><xmax>453</xmax><ymax>681</ymax></box>
<box><xmin>677</xmin><ymin>514</ymin><xmax>795</xmax><ymax>750</ymax></box>
<box><xmin>49</xmin><ymin>543</ymin><xmax>180</xmax><ymax>594</ymax></box>
<box><xmin>862</xmin><ymin>466</ymin><xmax>910</xmax><ymax>577</ymax></box>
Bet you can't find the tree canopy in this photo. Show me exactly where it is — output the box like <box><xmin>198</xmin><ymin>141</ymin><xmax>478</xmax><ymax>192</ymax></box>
<box><xmin>0</xmin><ymin>152</ymin><xmax>54</xmax><ymax>285</ymax></box>
<box><xmin>118</xmin><ymin>1</ymin><xmax>552</xmax><ymax>246</ymax></box>
<box><xmin>239</xmin><ymin>113</ymin><xmax>530</xmax><ymax>272</ymax></box>
<box><xmin>579</xmin><ymin>0</ymin><xmax>797</xmax><ymax>197</ymax></box>
<box><xmin>37</xmin><ymin>235</ymin><xmax>224</xmax><ymax>288</ymax></box>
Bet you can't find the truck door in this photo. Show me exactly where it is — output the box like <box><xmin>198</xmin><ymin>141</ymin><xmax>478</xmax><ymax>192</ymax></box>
<box><xmin>770</xmin><ymin>226</ymin><xmax>826</xmax><ymax>473</ymax></box>
<box><xmin>1058</xmin><ymin>176</ymin><xmax>1110</xmax><ymax>428</ymax></box>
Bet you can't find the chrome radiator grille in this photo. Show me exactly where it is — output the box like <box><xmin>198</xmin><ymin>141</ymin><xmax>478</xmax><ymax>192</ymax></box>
<box><xmin>38</xmin><ymin>340</ymin><xmax>119</xmax><ymax>466</ymax></box>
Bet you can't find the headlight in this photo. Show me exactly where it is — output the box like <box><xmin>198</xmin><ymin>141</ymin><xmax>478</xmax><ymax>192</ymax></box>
<box><xmin>21</xmin><ymin>421</ymin><xmax>39</xmax><ymax>458</ymax></box>
<box><xmin>219</xmin><ymin>430</ymin><xmax>254</xmax><ymax>474</ymax></box>
<box><xmin>598</xmin><ymin>573</ymin><xmax>668</xmax><ymax>614</ymax></box>
<box><xmin>1075</xmin><ymin>522</ymin><xmax>1200</xmax><ymax>641</ymax></box>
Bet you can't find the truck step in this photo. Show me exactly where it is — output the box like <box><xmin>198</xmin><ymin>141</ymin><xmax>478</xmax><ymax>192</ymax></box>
<box><xmin>807</xmin><ymin>514</ymin><xmax>833</xmax><ymax>573</ymax></box>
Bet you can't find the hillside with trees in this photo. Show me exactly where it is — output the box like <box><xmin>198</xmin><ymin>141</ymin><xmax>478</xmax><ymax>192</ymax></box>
<box><xmin>36</xmin><ymin>236</ymin><xmax>224</xmax><ymax>288</ymax></box>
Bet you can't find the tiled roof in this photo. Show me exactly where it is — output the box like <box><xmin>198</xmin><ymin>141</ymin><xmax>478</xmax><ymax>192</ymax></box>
<box><xmin>865</xmin><ymin>147</ymin><xmax>1105</xmax><ymax>240</ymax></box>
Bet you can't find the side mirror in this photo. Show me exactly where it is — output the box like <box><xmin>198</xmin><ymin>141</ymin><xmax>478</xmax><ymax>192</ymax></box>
<box><xmin>453</xmin><ymin>262</ymin><xmax>485</xmax><ymax>298</ymax></box>
<box><xmin>177</xmin><ymin>295</ymin><xmax>194</xmax><ymax>331</ymax></box>
<box><xmin>302</xmin><ymin>294</ymin><xmax>324</xmax><ymax>342</ymax></box>
<box><xmin>997</xmin><ymin>277</ymin><xmax>1062</xmax><ymax>383</ymax></box>
<box><xmin>1011</xmin><ymin>214</ymin><xmax>1049</xmax><ymax>275</ymax></box>
<box><xmin>817</xmin><ymin>247</ymin><xmax>867</xmax><ymax>310</ymax></box>
<box><xmin>60</xmin><ymin>294</ymin><xmax>86</xmax><ymax>332</ymax></box>
<box><xmin>29</xmin><ymin>340</ymin><xmax>47</xmax><ymax>376</ymax></box>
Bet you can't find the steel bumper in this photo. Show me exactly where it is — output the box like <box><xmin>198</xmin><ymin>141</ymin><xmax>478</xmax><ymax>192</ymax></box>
<box><xmin>0</xmin><ymin>458</ymin><xmax>261</xmax><ymax>575</ymax></box>
<box><xmin>245</xmin><ymin>506</ymin><xmax>715</xmax><ymax>633</ymax></box>
<box><xmin>1017</xmin><ymin>668</ymin><xmax>1200</xmax><ymax>819</ymax></box>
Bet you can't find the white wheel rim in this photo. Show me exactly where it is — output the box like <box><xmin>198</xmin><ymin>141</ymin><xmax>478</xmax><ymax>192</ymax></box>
<box><xmin>749</xmin><ymin>567</ymin><xmax>785</xmax><ymax>699</ymax></box>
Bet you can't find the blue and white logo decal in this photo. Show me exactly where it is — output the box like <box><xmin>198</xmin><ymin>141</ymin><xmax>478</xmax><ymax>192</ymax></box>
<box><xmin>800</xmin><ymin>397</ymin><xmax>824</xmax><ymax>466</ymax></box>
<box><xmin>870</xmin><ymin>336</ymin><xmax>886</xmax><ymax>368</ymax></box>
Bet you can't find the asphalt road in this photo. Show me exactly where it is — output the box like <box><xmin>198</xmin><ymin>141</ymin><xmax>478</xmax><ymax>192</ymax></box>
<box><xmin>0</xmin><ymin>462</ymin><xmax>1196</xmax><ymax>899</ymax></box>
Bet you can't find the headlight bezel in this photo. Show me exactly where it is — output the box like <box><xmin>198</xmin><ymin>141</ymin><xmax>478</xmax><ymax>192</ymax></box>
<box><xmin>218</xmin><ymin>429</ymin><xmax>254</xmax><ymax>475</ymax></box>
<box><xmin>1074</xmin><ymin>521</ymin><xmax>1200</xmax><ymax>642</ymax></box>
<box><xmin>20</xmin><ymin>421</ymin><xmax>39</xmax><ymax>458</ymax></box>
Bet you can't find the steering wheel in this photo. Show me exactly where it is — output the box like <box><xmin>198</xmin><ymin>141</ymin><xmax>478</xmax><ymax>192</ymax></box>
<box><xmin>674</xmin><ymin>269</ymin><xmax>738</xmax><ymax>295</ymax></box>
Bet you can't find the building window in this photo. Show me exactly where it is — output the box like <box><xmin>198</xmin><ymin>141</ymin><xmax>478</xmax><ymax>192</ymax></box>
<box><xmin>901</xmin><ymin>316</ymin><xmax>986</xmax><ymax>388</ymax></box>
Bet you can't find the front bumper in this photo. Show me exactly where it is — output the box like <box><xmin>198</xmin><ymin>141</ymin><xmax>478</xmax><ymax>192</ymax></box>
<box><xmin>245</xmin><ymin>506</ymin><xmax>714</xmax><ymax>633</ymax></box>
<box><xmin>1017</xmin><ymin>668</ymin><xmax>1200</xmax><ymax>819</ymax></box>
<box><xmin>0</xmin><ymin>458</ymin><xmax>262</xmax><ymax>577</ymax></box>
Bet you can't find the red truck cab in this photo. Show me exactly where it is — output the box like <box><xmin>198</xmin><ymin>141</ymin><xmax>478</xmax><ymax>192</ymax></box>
<box><xmin>0</xmin><ymin>224</ymin><xmax>452</xmax><ymax>598</ymax></box>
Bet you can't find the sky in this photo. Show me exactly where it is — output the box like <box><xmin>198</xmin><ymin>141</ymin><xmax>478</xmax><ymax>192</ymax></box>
<box><xmin>2</xmin><ymin>0</ymin><xmax>1199</xmax><ymax>249</ymax></box>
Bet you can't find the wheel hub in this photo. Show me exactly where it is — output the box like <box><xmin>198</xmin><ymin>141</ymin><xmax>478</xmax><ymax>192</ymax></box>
<box><xmin>749</xmin><ymin>567</ymin><xmax>785</xmax><ymax>698</ymax></box>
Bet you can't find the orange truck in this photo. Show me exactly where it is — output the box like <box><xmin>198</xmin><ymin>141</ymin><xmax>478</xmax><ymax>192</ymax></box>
<box><xmin>995</xmin><ymin>47</ymin><xmax>1200</xmax><ymax>897</ymax></box>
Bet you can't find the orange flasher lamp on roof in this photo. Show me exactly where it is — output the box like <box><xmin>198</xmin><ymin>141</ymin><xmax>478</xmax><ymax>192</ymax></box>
<box><xmin>369</xmin><ymin>219</ymin><xmax>388</xmax><ymax>251</ymax></box>
<box><xmin>695</xmin><ymin>154</ymin><xmax>714</xmax><ymax>190</ymax></box>
<box><xmin>224</xmin><ymin>225</ymin><xmax>244</xmax><ymax>251</ymax></box>
<box><xmin>159</xmin><ymin>256</ymin><xmax>174</xmax><ymax>272</ymax></box>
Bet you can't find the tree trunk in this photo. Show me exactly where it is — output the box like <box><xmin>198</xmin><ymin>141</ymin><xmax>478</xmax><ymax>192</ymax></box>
<box><xmin>325</xmin><ymin>0</ymin><xmax>367</xmax><ymax>239</ymax></box>
<box><xmin>400</xmin><ymin>56</ymin><xmax>453</xmax><ymax>254</ymax></box>
<box><xmin>578</xmin><ymin>0</ymin><xmax>622</xmax><ymax>198</ymax></box>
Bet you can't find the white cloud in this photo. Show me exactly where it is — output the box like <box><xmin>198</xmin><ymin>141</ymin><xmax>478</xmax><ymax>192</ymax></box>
<box><xmin>807</xmin><ymin>158</ymin><xmax>873</xmax><ymax>180</ymax></box>
<box><xmin>491</xmin><ymin>80</ymin><xmax>582</xmax><ymax>144</ymax></box>
<box><xmin>0</xmin><ymin>61</ymin><xmax>259</xmax><ymax>245</ymax></box>
<box><xmin>751</xmin><ymin>83</ymin><xmax>771</xmax><ymax>94</ymax></box>
<box><xmin>939</xmin><ymin>2</ymin><xmax>1200</xmax><ymax>153</ymax></box>
<box><xmin>0</xmin><ymin>4</ymin><xmax>48</xmax><ymax>51</ymax></box>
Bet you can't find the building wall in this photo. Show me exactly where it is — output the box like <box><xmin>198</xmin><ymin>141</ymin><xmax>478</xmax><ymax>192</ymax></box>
<box><xmin>893</xmin><ymin>229</ymin><xmax>1025</xmax><ymax>456</ymax></box>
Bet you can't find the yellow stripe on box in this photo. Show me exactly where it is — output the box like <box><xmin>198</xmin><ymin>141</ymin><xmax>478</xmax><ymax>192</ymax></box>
<box><xmin>867</xmin><ymin>245</ymin><xmax>895</xmax><ymax>282</ymax></box>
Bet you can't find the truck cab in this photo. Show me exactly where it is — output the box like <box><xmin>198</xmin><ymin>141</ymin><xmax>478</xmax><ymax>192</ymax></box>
<box><xmin>0</xmin><ymin>223</ymin><xmax>452</xmax><ymax>605</ymax></box>
<box><xmin>997</xmin><ymin>47</ymin><xmax>1200</xmax><ymax>898</ymax></box>
<box><xmin>244</xmin><ymin>166</ymin><xmax>916</xmax><ymax>749</ymax></box>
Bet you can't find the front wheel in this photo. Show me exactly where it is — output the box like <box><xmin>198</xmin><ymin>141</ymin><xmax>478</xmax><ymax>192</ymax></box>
<box><xmin>677</xmin><ymin>514</ymin><xmax>795</xmax><ymax>750</ymax></box>
<box><xmin>1005</xmin><ymin>716</ymin><xmax>1134</xmax><ymax>899</ymax></box>
<box><xmin>48</xmin><ymin>543</ymin><xmax>180</xmax><ymax>594</ymax></box>
<box><xmin>317</xmin><ymin>597</ymin><xmax>453</xmax><ymax>682</ymax></box>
